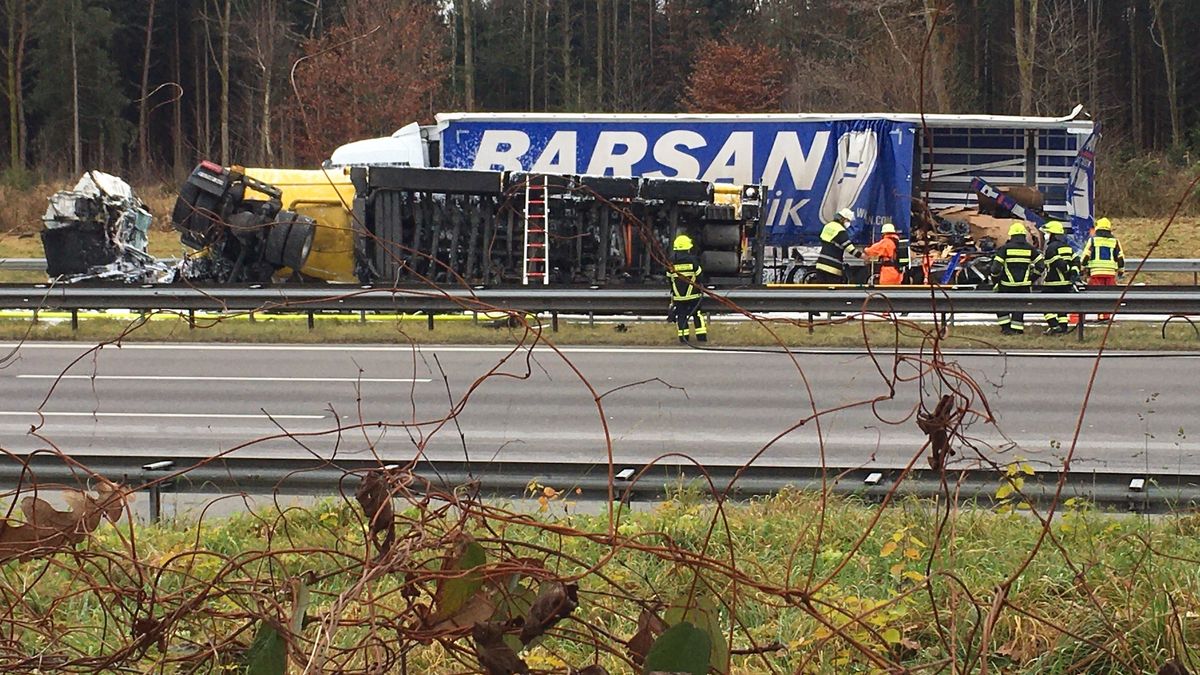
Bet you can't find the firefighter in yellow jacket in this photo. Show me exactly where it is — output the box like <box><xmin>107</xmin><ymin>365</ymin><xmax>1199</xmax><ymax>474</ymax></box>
<box><xmin>812</xmin><ymin>208</ymin><xmax>863</xmax><ymax>284</ymax></box>
<box><xmin>1039</xmin><ymin>220</ymin><xmax>1079</xmax><ymax>334</ymax></box>
<box><xmin>990</xmin><ymin>222</ymin><xmax>1045</xmax><ymax>335</ymax></box>
<box><xmin>668</xmin><ymin>234</ymin><xmax>707</xmax><ymax>343</ymax></box>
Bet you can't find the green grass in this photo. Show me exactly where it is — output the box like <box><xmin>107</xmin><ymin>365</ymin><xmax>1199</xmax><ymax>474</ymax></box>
<box><xmin>0</xmin><ymin>312</ymin><xmax>1197</xmax><ymax>351</ymax></box>
<box><xmin>7</xmin><ymin>491</ymin><xmax>1200</xmax><ymax>673</ymax></box>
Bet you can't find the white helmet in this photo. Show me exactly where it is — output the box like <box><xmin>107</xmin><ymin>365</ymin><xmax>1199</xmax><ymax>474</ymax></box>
<box><xmin>836</xmin><ymin>207</ymin><xmax>854</xmax><ymax>222</ymax></box>
<box><xmin>880</xmin><ymin>223</ymin><xmax>896</xmax><ymax>235</ymax></box>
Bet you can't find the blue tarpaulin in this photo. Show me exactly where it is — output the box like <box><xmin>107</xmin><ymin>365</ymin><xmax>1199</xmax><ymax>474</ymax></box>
<box><xmin>439</xmin><ymin>118</ymin><xmax>916</xmax><ymax>246</ymax></box>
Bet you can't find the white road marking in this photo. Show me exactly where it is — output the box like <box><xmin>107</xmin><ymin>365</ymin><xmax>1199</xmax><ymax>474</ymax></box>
<box><xmin>0</xmin><ymin>411</ymin><xmax>325</xmax><ymax>419</ymax></box>
<box><xmin>16</xmin><ymin>375</ymin><xmax>430</xmax><ymax>383</ymax></box>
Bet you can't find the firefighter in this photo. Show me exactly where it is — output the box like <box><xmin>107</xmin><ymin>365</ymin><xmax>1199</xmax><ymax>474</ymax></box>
<box><xmin>812</xmin><ymin>207</ymin><xmax>863</xmax><ymax>284</ymax></box>
<box><xmin>668</xmin><ymin>233</ymin><xmax>707</xmax><ymax>343</ymax></box>
<box><xmin>864</xmin><ymin>223</ymin><xmax>904</xmax><ymax>285</ymax></box>
<box><xmin>990</xmin><ymin>222</ymin><xmax>1045</xmax><ymax>335</ymax></box>
<box><xmin>1080</xmin><ymin>217</ymin><xmax>1124</xmax><ymax>321</ymax></box>
<box><xmin>1039</xmin><ymin>220</ymin><xmax>1079</xmax><ymax>334</ymax></box>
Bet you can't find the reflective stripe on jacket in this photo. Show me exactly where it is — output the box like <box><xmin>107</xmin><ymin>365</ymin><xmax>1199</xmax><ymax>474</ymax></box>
<box><xmin>815</xmin><ymin>221</ymin><xmax>860</xmax><ymax>275</ymax></box>
<box><xmin>1082</xmin><ymin>233</ymin><xmax>1123</xmax><ymax>276</ymax></box>
<box><xmin>1042</xmin><ymin>235</ymin><xmax>1079</xmax><ymax>286</ymax></box>
<box><xmin>990</xmin><ymin>236</ymin><xmax>1045</xmax><ymax>288</ymax></box>
<box><xmin>669</xmin><ymin>252</ymin><xmax>703</xmax><ymax>301</ymax></box>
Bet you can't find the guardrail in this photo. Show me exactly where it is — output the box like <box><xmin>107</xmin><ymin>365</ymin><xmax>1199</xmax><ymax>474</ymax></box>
<box><xmin>1</xmin><ymin>284</ymin><xmax>1198</xmax><ymax>314</ymax></box>
<box><xmin>5</xmin><ymin>454</ymin><xmax>1198</xmax><ymax>515</ymax></box>
<box><xmin>5</xmin><ymin>257</ymin><xmax>1200</xmax><ymax>278</ymax></box>
<box><xmin>2</xmin><ymin>284</ymin><xmax>1199</xmax><ymax>340</ymax></box>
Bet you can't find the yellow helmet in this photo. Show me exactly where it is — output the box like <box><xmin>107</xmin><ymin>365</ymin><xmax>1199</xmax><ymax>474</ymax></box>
<box><xmin>673</xmin><ymin>234</ymin><xmax>694</xmax><ymax>251</ymax></box>
<box><xmin>1095</xmin><ymin>217</ymin><xmax>1112</xmax><ymax>231</ymax></box>
<box><xmin>1043</xmin><ymin>220</ymin><xmax>1064</xmax><ymax>235</ymax></box>
<box><xmin>1008</xmin><ymin>222</ymin><xmax>1027</xmax><ymax>237</ymax></box>
<box><xmin>880</xmin><ymin>223</ymin><xmax>896</xmax><ymax>235</ymax></box>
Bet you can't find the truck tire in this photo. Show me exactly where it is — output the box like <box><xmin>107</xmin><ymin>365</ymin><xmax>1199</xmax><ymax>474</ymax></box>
<box><xmin>263</xmin><ymin>214</ymin><xmax>292</xmax><ymax>267</ymax></box>
<box><xmin>700</xmin><ymin>250</ymin><xmax>738</xmax><ymax>274</ymax></box>
<box><xmin>282</xmin><ymin>216</ymin><xmax>315</xmax><ymax>271</ymax></box>
<box><xmin>702</xmin><ymin>224</ymin><xmax>740</xmax><ymax>248</ymax></box>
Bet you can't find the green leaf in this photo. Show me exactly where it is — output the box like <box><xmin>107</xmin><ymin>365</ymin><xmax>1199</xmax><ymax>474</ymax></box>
<box><xmin>242</xmin><ymin>621</ymin><xmax>286</xmax><ymax>675</ymax></box>
<box><xmin>642</xmin><ymin>622</ymin><xmax>711</xmax><ymax>675</ymax></box>
<box><xmin>664</xmin><ymin>593</ymin><xmax>728</xmax><ymax>673</ymax></box>
<box><xmin>882</xmin><ymin>627</ymin><xmax>902</xmax><ymax>644</ymax></box>
<box><xmin>995</xmin><ymin>483</ymin><xmax>1014</xmax><ymax>500</ymax></box>
<box><xmin>430</xmin><ymin>539</ymin><xmax>487</xmax><ymax>622</ymax></box>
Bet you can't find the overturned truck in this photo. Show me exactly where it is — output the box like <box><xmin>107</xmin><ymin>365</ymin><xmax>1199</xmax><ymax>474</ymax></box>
<box><xmin>163</xmin><ymin>162</ymin><xmax>764</xmax><ymax>286</ymax></box>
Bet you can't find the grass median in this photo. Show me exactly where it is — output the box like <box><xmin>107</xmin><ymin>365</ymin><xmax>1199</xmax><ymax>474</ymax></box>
<box><xmin>10</xmin><ymin>490</ymin><xmax>1200</xmax><ymax>672</ymax></box>
<box><xmin>0</xmin><ymin>311</ymin><xmax>1198</xmax><ymax>350</ymax></box>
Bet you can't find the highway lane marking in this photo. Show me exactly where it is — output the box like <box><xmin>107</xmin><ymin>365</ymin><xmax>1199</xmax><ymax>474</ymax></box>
<box><xmin>16</xmin><ymin>375</ymin><xmax>431</xmax><ymax>383</ymax></box>
<box><xmin>4</xmin><ymin>343</ymin><xmax>1199</xmax><ymax>358</ymax></box>
<box><xmin>0</xmin><ymin>411</ymin><xmax>325</xmax><ymax>419</ymax></box>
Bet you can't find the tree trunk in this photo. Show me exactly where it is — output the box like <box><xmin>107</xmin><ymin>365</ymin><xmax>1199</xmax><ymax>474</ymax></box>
<box><xmin>218</xmin><ymin>0</ymin><xmax>231</xmax><ymax>164</ymax></box>
<box><xmin>596</xmin><ymin>0</ymin><xmax>604</xmax><ymax>106</ymax></box>
<box><xmin>172</xmin><ymin>7</ymin><xmax>184</xmax><ymax>178</ymax></box>
<box><xmin>1012</xmin><ymin>0</ymin><xmax>1039</xmax><ymax>115</ymax></box>
<box><xmin>70</xmin><ymin>11</ymin><xmax>80</xmax><ymax>174</ymax></box>
<box><xmin>462</xmin><ymin>0</ymin><xmax>474</xmax><ymax>111</ymax></box>
<box><xmin>922</xmin><ymin>0</ymin><xmax>950</xmax><ymax>113</ymax></box>
<box><xmin>1129</xmin><ymin>5</ymin><xmax>1142</xmax><ymax>150</ymax></box>
<box><xmin>1149</xmin><ymin>0</ymin><xmax>1180</xmax><ymax>147</ymax></box>
<box><xmin>138</xmin><ymin>0</ymin><xmax>157</xmax><ymax>176</ymax></box>
<box><xmin>561</xmin><ymin>0</ymin><xmax>571</xmax><ymax>110</ymax></box>
<box><xmin>6</xmin><ymin>0</ymin><xmax>18</xmax><ymax>170</ymax></box>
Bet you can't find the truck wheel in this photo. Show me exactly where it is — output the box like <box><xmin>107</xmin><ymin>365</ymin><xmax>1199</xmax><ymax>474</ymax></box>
<box><xmin>702</xmin><ymin>224</ymin><xmax>740</xmax><ymax>248</ymax></box>
<box><xmin>282</xmin><ymin>217</ymin><xmax>315</xmax><ymax>271</ymax></box>
<box><xmin>263</xmin><ymin>214</ymin><xmax>292</xmax><ymax>267</ymax></box>
<box><xmin>700</xmin><ymin>250</ymin><xmax>738</xmax><ymax>274</ymax></box>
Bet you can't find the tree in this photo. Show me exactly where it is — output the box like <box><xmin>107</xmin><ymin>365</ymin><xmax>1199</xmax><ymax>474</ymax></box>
<box><xmin>137</xmin><ymin>0</ymin><xmax>157</xmax><ymax>175</ymax></box>
<box><xmin>684</xmin><ymin>38</ymin><xmax>784</xmax><ymax>113</ymax></box>
<box><xmin>3</xmin><ymin>0</ymin><xmax>29</xmax><ymax>171</ymax></box>
<box><xmin>28</xmin><ymin>0</ymin><xmax>128</xmax><ymax>172</ymax></box>
<box><xmin>1012</xmin><ymin>0</ymin><xmax>1039</xmax><ymax>116</ymax></box>
<box><xmin>289</xmin><ymin>0</ymin><xmax>448</xmax><ymax>165</ymax></box>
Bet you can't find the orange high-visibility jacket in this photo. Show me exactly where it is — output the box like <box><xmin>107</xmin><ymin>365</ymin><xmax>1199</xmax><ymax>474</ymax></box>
<box><xmin>865</xmin><ymin>235</ymin><xmax>903</xmax><ymax>285</ymax></box>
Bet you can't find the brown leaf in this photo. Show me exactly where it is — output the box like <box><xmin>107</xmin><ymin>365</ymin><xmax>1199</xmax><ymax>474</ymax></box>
<box><xmin>1159</xmin><ymin>659</ymin><xmax>1190</xmax><ymax>675</ymax></box>
<box><xmin>355</xmin><ymin>470</ymin><xmax>395</xmax><ymax>558</ymax></box>
<box><xmin>519</xmin><ymin>581</ymin><xmax>578</xmax><ymax>645</ymax></box>
<box><xmin>472</xmin><ymin>621</ymin><xmax>529</xmax><ymax>675</ymax></box>
<box><xmin>0</xmin><ymin>480</ymin><xmax>129</xmax><ymax>563</ymax></box>
<box><xmin>627</xmin><ymin>607</ymin><xmax>668</xmax><ymax>666</ymax></box>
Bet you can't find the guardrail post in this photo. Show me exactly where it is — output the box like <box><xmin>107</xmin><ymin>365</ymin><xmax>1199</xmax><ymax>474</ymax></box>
<box><xmin>552</xmin><ymin>312</ymin><xmax>559</xmax><ymax>332</ymax></box>
<box><xmin>1077</xmin><ymin>314</ymin><xmax>1085</xmax><ymax>342</ymax></box>
<box><xmin>807</xmin><ymin>312</ymin><xmax>814</xmax><ymax>335</ymax></box>
<box><xmin>588</xmin><ymin>311</ymin><xmax>594</xmax><ymax>328</ymax></box>
<box><xmin>307</xmin><ymin>311</ymin><xmax>315</xmax><ymax>330</ymax></box>
<box><xmin>70</xmin><ymin>309</ymin><xmax>78</xmax><ymax>332</ymax></box>
<box><xmin>188</xmin><ymin>309</ymin><xmax>195</xmax><ymax>330</ymax></box>
<box><xmin>427</xmin><ymin>312</ymin><xmax>435</xmax><ymax>331</ymax></box>
<box><xmin>360</xmin><ymin>310</ymin><xmax>367</xmax><ymax>323</ymax></box>
<box><xmin>142</xmin><ymin>460</ymin><xmax>175</xmax><ymax>523</ymax></box>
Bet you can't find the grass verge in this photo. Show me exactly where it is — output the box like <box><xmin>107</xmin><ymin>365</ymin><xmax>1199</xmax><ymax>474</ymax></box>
<box><xmin>0</xmin><ymin>312</ymin><xmax>1197</xmax><ymax>350</ymax></box>
<box><xmin>10</xmin><ymin>490</ymin><xmax>1200</xmax><ymax>673</ymax></box>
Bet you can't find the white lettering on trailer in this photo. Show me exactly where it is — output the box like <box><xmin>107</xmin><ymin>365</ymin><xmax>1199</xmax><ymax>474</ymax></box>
<box><xmin>585</xmin><ymin>131</ymin><xmax>648</xmax><ymax>176</ymax></box>
<box><xmin>761</xmin><ymin>131</ymin><xmax>829</xmax><ymax>191</ymax></box>
<box><xmin>778</xmin><ymin>198</ymin><xmax>809</xmax><ymax>226</ymax></box>
<box><xmin>531</xmin><ymin>131</ymin><xmax>577</xmax><ymax>173</ymax></box>
<box><xmin>644</xmin><ymin>129</ymin><xmax>706</xmax><ymax>179</ymax></box>
<box><xmin>700</xmin><ymin>131</ymin><xmax>754</xmax><ymax>184</ymax></box>
<box><xmin>473</xmin><ymin>130</ymin><xmax>530</xmax><ymax>171</ymax></box>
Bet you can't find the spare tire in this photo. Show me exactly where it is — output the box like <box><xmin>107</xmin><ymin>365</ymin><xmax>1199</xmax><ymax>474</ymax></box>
<box><xmin>702</xmin><ymin>224</ymin><xmax>740</xmax><ymax>248</ymax></box>
<box><xmin>700</xmin><ymin>250</ymin><xmax>739</xmax><ymax>274</ymax></box>
<box><xmin>282</xmin><ymin>216</ymin><xmax>315</xmax><ymax>270</ymax></box>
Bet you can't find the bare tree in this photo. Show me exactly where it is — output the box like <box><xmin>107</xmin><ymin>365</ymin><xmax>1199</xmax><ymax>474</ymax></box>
<box><xmin>1013</xmin><ymin>0</ymin><xmax>1039</xmax><ymax>115</ymax></box>
<box><xmin>1149</xmin><ymin>0</ymin><xmax>1180</xmax><ymax>146</ymax></box>
<box><xmin>137</xmin><ymin>0</ymin><xmax>157</xmax><ymax>175</ymax></box>
<box><xmin>4</xmin><ymin>0</ymin><xmax>28</xmax><ymax>170</ymax></box>
<box><xmin>461</xmin><ymin>0</ymin><xmax>474</xmax><ymax>111</ymax></box>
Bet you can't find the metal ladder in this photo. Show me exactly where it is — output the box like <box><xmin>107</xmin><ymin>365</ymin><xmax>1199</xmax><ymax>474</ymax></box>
<box><xmin>522</xmin><ymin>175</ymin><xmax>550</xmax><ymax>285</ymax></box>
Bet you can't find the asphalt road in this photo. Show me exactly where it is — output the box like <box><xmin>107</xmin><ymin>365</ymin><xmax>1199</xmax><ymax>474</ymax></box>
<box><xmin>1</xmin><ymin>342</ymin><xmax>1198</xmax><ymax>474</ymax></box>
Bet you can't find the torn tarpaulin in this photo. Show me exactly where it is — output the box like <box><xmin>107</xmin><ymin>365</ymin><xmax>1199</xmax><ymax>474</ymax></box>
<box><xmin>40</xmin><ymin>171</ymin><xmax>177</xmax><ymax>283</ymax></box>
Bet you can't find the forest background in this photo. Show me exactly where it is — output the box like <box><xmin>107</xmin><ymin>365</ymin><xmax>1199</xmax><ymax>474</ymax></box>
<box><xmin>1</xmin><ymin>0</ymin><xmax>1197</xmax><ymax>223</ymax></box>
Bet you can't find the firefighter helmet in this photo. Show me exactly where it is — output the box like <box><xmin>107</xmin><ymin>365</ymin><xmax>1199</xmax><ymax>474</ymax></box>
<box><xmin>836</xmin><ymin>207</ymin><xmax>854</xmax><ymax>222</ymax></box>
<box><xmin>1043</xmin><ymin>220</ymin><xmax>1064</xmax><ymax>235</ymax></box>
<box><xmin>1008</xmin><ymin>222</ymin><xmax>1027</xmax><ymax>237</ymax></box>
<box><xmin>672</xmin><ymin>234</ymin><xmax>694</xmax><ymax>251</ymax></box>
<box><xmin>880</xmin><ymin>223</ymin><xmax>896</xmax><ymax>235</ymax></box>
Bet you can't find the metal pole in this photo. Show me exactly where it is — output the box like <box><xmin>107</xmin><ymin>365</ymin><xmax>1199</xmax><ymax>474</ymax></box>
<box><xmin>427</xmin><ymin>313</ymin><xmax>435</xmax><ymax>331</ymax></box>
<box><xmin>142</xmin><ymin>460</ymin><xmax>175</xmax><ymax>523</ymax></box>
<box><xmin>188</xmin><ymin>309</ymin><xmax>195</xmax><ymax>330</ymax></box>
<box><xmin>552</xmin><ymin>311</ymin><xmax>559</xmax><ymax>332</ymax></box>
<box><xmin>307</xmin><ymin>311</ymin><xmax>315</xmax><ymax>330</ymax></box>
<box><xmin>70</xmin><ymin>309</ymin><xmax>78</xmax><ymax>332</ymax></box>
